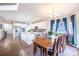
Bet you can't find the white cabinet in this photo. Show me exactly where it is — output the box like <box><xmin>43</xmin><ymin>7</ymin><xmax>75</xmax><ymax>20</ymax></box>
<box><xmin>21</xmin><ymin>32</ymin><xmax>35</xmax><ymax>45</ymax></box>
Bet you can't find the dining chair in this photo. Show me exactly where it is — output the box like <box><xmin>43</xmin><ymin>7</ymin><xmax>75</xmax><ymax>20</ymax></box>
<box><xmin>48</xmin><ymin>38</ymin><xmax>57</xmax><ymax>56</ymax></box>
<box><xmin>35</xmin><ymin>34</ymin><xmax>41</xmax><ymax>39</ymax></box>
<box><xmin>48</xmin><ymin>36</ymin><xmax>62</xmax><ymax>56</ymax></box>
<box><xmin>57</xmin><ymin>36</ymin><xmax>62</xmax><ymax>54</ymax></box>
<box><xmin>61</xmin><ymin>34</ymin><xmax>66</xmax><ymax>52</ymax></box>
<box><xmin>55</xmin><ymin>36</ymin><xmax>62</xmax><ymax>55</ymax></box>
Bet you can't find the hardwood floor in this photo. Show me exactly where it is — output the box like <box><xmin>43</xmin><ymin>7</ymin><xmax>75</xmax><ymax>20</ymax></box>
<box><xmin>0</xmin><ymin>34</ymin><xmax>79</xmax><ymax>56</ymax></box>
<box><xmin>0</xmin><ymin>34</ymin><xmax>32</xmax><ymax>56</ymax></box>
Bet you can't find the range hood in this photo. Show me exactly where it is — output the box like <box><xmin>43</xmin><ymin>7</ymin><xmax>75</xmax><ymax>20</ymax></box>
<box><xmin>0</xmin><ymin>3</ymin><xmax>19</xmax><ymax>11</ymax></box>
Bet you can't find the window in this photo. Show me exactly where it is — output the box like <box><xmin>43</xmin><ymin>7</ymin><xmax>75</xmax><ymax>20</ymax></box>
<box><xmin>69</xmin><ymin>22</ymin><xmax>73</xmax><ymax>35</ymax></box>
<box><xmin>53</xmin><ymin>20</ymin><xmax>56</xmax><ymax>33</ymax></box>
<box><xmin>57</xmin><ymin>21</ymin><xmax>66</xmax><ymax>33</ymax></box>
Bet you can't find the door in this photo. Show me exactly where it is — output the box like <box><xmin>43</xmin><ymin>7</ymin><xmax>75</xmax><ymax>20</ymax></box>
<box><xmin>15</xmin><ymin>26</ymin><xmax>21</xmax><ymax>38</ymax></box>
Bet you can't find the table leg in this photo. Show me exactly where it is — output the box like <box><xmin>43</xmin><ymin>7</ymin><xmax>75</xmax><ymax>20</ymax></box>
<box><xmin>45</xmin><ymin>50</ymin><xmax>48</xmax><ymax>56</ymax></box>
<box><xmin>33</xmin><ymin>44</ymin><xmax>37</xmax><ymax>55</ymax></box>
<box><xmin>40</xmin><ymin>48</ymin><xmax>43</xmax><ymax>56</ymax></box>
<box><xmin>43</xmin><ymin>48</ymin><xmax>44</xmax><ymax>56</ymax></box>
<box><xmin>43</xmin><ymin>48</ymin><xmax>48</xmax><ymax>56</ymax></box>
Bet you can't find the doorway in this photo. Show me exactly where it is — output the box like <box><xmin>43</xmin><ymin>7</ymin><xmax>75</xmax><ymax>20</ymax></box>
<box><xmin>14</xmin><ymin>26</ymin><xmax>21</xmax><ymax>38</ymax></box>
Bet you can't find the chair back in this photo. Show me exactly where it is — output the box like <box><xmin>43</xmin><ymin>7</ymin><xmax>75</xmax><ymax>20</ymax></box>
<box><xmin>54</xmin><ymin>36</ymin><xmax>62</xmax><ymax>56</ymax></box>
<box><xmin>49</xmin><ymin>38</ymin><xmax>56</xmax><ymax>55</ymax></box>
<box><xmin>61</xmin><ymin>34</ymin><xmax>66</xmax><ymax>48</ymax></box>
<box><xmin>48</xmin><ymin>35</ymin><xmax>62</xmax><ymax>56</ymax></box>
<box><xmin>35</xmin><ymin>34</ymin><xmax>41</xmax><ymax>39</ymax></box>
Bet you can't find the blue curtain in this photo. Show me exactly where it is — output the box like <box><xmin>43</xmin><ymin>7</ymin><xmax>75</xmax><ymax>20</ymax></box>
<box><xmin>63</xmin><ymin>18</ymin><xmax>69</xmax><ymax>44</ymax></box>
<box><xmin>63</xmin><ymin>18</ymin><xmax>67</xmax><ymax>32</ymax></box>
<box><xmin>56</xmin><ymin>19</ymin><xmax>60</xmax><ymax>32</ymax></box>
<box><xmin>71</xmin><ymin>15</ymin><xmax>77</xmax><ymax>45</ymax></box>
<box><xmin>50</xmin><ymin>20</ymin><xmax>55</xmax><ymax>32</ymax></box>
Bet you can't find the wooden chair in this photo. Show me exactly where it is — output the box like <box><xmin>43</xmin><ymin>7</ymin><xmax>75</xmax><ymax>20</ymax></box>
<box><xmin>55</xmin><ymin>36</ymin><xmax>62</xmax><ymax>55</ymax></box>
<box><xmin>48</xmin><ymin>36</ymin><xmax>62</xmax><ymax>56</ymax></box>
<box><xmin>48</xmin><ymin>38</ymin><xmax>57</xmax><ymax>56</ymax></box>
<box><xmin>60</xmin><ymin>34</ymin><xmax>66</xmax><ymax>52</ymax></box>
<box><xmin>41</xmin><ymin>33</ymin><xmax>48</xmax><ymax>39</ymax></box>
<box><xmin>57</xmin><ymin>36</ymin><xmax>62</xmax><ymax>54</ymax></box>
<box><xmin>35</xmin><ymin>34</ymin><xmax>41</xmax><ymax>39</ymax></box>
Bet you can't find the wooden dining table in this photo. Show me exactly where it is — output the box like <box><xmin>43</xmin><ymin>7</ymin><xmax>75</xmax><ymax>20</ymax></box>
<box><xmin>33</xmin><ymin>38</ymin><xmax>52</xmax><ymax>56</ymax></box>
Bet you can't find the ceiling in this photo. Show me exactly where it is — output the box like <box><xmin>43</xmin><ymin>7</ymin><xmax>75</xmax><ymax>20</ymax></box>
<box><xmin>0</xmin><ymin>3</ymin><xmax>79</xmax><ymax>24</ymax></box>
